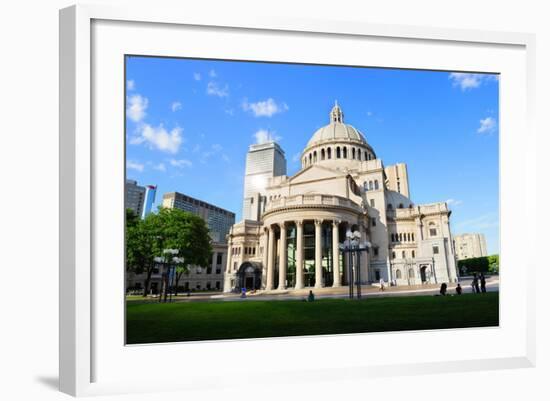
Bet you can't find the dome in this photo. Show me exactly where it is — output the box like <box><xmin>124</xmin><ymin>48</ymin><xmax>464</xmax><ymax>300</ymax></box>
<box><xmin>306</xmin><ymin>102</ymin><xmax>368</xmax><ymax>148</ymax></box>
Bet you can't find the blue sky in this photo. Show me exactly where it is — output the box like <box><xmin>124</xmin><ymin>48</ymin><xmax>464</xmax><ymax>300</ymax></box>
<box><xmin>126</xmin><ymin>56</ymin><xmax>499</xmax><ymax>254</ymax></box>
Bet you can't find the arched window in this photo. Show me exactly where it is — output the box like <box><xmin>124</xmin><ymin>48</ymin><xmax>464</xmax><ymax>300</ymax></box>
<box><xmin>364</xmin><ymin>151</ymin><xmax>368</xmax><ymax>160</ymax></box>
<box><xmin>374</xmin><ymin>180</ymin><xmax>379</xmax><ymax>190</ymax></box>
<box><xmin>327</xmin><ymin>148</ymin><xmax>332</xmax><ymax>159</ymax></box>
<box><xmin>343</xmin><ymin>147</ymin><xmax>348</xmax><ymax>158</ymax></box>
<box><xmin>309</xmin><ymin>153</ymin><xmax>312</xmax><ymax>164</ymax></box>
<box><xmin>407</xmin><ymin>233</ymin><xmax>411</xmax><ymax>242</ymax></box>
<box><xmin>352</xmin><ymin>148</ymin><xmax>356</xmax><ymax>159</ymax></box>
<box><xmin>390</xmin><ymin>233</ymin><xmax>394</xmax><ymax>242</ymax></box>
<box><xmin>402</xmin><ymin>251</ymin><xmax>406</xmax><ymax>258</ymax></box>
<box><xmin>313</xmin><ymin>151</ymin><xmax>317</xmax><ymax>162</ymax></box>
<box><xmin>336</xmin><ymin>147</ymin><xmax>341</xmax><ymax>158</ymax></box>
<box><xmin>396</xmin><ymin>269</ymin><xmax>402</xmax><ymax>279</ymax></box>
<box><xmin>363</xmin><ymin>181</ymin><xmax>368</xmax><ymax>192</ymax></box>
<box><xmin>392</xmin><ymin>251</ymin><xmax>396</xmax><ymax>259</ymax></box>
<box><xmin>369</xmin><ymin>181</ymin><xmax>373</xmax><ymax>190</ymax></box>
<box><xmin>399</xmin><ymin>203</ymin><xmax>404</xmax><ymax>208</ymax></box>
<box><xmin>399</xmin><ymin>233</ymin><xmax>403</xmax><ymax>242</ymax></box>
<box><xmin>321</xmin><ymin>149</ymin><xmax>325</xmax><ymax>160</ymax></box>
<box><xmin>408</xmin><ymin>268</ymin><xmax>415</xmax><ymax>278</ymax></box>
<box><xmin>387</xmin><ymin>203</ymin><xmax>393</xmax><ymax>210</ymax></box>
<box><xmin>412</xmin><ymin>250</ymin><xmax>415</xmax><ymax>258</ymax></box>
<box><xmin>412</xmin><ymin>233</ymin><xmax>415</xmax><ymax>241</ymax></box>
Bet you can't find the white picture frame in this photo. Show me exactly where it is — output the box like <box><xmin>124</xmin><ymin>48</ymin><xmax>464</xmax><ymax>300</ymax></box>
<box><xmin>59</xmin><ymin>4</ymin><xmax>536</xmax><ymax>397</ymax></box>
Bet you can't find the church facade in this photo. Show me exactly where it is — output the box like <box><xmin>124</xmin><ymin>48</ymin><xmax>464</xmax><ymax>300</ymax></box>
<box><xmin>224</xmin><ymin>103</ymin><xmax>458</xmax><ymax>292</ymax></box>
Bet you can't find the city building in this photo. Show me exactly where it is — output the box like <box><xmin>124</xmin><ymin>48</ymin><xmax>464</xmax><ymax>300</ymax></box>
<box><xmin>125</xmin><ymin>179</ymin><xmax>146</xmax><ymax>217</ymax></box>
<box><xmin>141</xmin><ymin>185</ymin><xmax>157</xmax><ymax>219</ymax></box>
<box><xmin>242</xmin><ymin>142</ymin><xmax>287</xmax><ymax>221</ymax></box>
<box><xmin>224</xmin><ymin>102</ymin><xmax>458</xmax><ymax>292</ymax></box>
<box><xmin>162</xmin><ymin>192</ymin><xmax>235</xmax><ymax>243</ymax></box>
<box><xmin>453</xmin><ymin>233</ymin><xmax>488</xmax><ymax>260</ymax></box>
<box><xmin>126</xmin><ymin>243</ymin><xmax>228</xmax><ymax>294</ymax></box>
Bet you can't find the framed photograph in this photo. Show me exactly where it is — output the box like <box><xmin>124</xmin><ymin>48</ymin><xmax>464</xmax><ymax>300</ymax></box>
<box><xmin>60</xmin><ymin>4</ymin><xmax>536</xmax><ymax>396</ymax></box>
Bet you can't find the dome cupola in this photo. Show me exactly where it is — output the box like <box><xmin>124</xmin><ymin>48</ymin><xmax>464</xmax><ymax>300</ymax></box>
<box><xmin>301</xmin><ymin>102</ymin><xmax>377</xmax><ymax>169</ymax></box>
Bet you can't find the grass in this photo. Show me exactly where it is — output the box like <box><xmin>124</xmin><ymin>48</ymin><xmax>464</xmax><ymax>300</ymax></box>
<box><xmin>126</xmin><ymin>292</ymin><xmax>499</xmax><ymax>344</ymax></box>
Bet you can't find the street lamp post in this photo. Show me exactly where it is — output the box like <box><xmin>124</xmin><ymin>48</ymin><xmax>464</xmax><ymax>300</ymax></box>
<box><xmin>339</xmin><ymin>230</ymin><xmax>371</xmax><ymax>299</ymax></box>
<box><xmin>154</xmin><ymin>249</ymin><xmax>183</xmax><ymax>303</ymax></box>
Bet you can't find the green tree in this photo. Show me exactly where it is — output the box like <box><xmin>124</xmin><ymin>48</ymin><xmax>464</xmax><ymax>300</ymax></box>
<box><xmin>126</xmin><ymin>212</ymin><xmax>163</xmax><ymax>296</ymax></box>
<box><xmin>154</xmin><ymin>208</ymin><xmax>212</xmax><ymax>295</ymax></box>
<box><xmin>126</xmin><ymin>207</ymin><xmax>212</xmax><ymax>297</ymax></box>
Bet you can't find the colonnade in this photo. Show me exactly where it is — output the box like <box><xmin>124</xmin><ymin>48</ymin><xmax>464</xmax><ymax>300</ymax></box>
<box><xmin>264</xmin><ymin>219</ymin><xmax>364</xmax><ymax>290</ymax></box>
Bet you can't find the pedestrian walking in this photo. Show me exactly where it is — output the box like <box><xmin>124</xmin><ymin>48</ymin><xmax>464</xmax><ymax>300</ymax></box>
<box><xmin>308</xmin><ymin>290</ymin><xmax>315</xmax><ymax>302</ymax></box>
<box><xmin>472</xmin><ymin>273</ymin><xmax>480</xmax><ymax>293</ymax></box>
<box><xmin>480</xmin><ymin>273</ymin><xmax>487</xmax><ymax>293</ymax></box>
<box><xmin>379</xmin><ymin>278</ymin><xmax>385</xmax><ymax>291</ymax></box>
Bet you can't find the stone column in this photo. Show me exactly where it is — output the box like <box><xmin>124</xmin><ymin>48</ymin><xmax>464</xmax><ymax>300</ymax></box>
<box><xmin>295</xmin><ymin>220</ymin><xmax>304</xmax><ymax>289</ymax></box>
<box><xmin>223</xmin><ymin>240</ymin><xmax>233</xmax><ymax>292</ymax></box>
<box><xmin>266</xmin><ymin>226</ymin><xmax>275</xmax><ymax>290</ymax></box>
<box><xmin>278</xmin><ymin>222</ymin><xmax>287</xmax><ymax>290</ymax></box>
<box><xmin>261</xmin><ymin>228</ymin><xmax>269</xmax><ymax>288</ymax></box>
<box><xmin>211</xmin><ymin>251</ymin><xmax>217</xmax><ymax>273</ymax></box>
<box><xmin>332</xmin><ymin>220</ymin><xmax>341</xmax><ymax>287</ymax></box>
<box><xmin>314</xmin><ymin>219</ymin><xmax>323</xmax><ymax>288</ymax></box>
<box><xmin>342</xmin><ymin>222</ymin><xmax>349</xmax><ymax>285</ymax></box>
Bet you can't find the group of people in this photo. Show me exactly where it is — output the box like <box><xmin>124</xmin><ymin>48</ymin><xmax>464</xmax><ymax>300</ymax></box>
<box><xmin>471</xmin><ymin>273</ymin><xmax>487</xmax><ymax>293</ymax></box>
<box><xmin>439</xmin><ymin>272</ymin><xmax>488</xmax><ymax>296</ymax></box>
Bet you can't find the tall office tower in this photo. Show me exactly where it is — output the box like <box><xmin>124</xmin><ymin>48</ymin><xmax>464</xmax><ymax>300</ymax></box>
<box><xmin>453</xmin><ymin>233</ymin><xmax>489</xmax><ymax>260</ymax></box>
<box><xmin>162</xmin><ymin>192</ymin><xmax>236</xmax><ymax>243</ymax></box>
<box><xmin>125</xmin><ymin>179</ymin><xmax>146</xmax><ymax>217</ymax></box>
<box><xmin>242</xmin><ymin>142</ymin><xmax>287</xmax><ymax>221</ymax></box>
<box><xmin>384</xmin><ymin>163</ymin><xmax>410</xmax><ymax>198</ymax></box>
<box><xmin>141</xmin><ymin>185</ymin><xmax>157</xmax><ymax>219</ymax></box>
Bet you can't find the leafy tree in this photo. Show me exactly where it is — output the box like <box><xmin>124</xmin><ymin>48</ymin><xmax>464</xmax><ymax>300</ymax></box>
<box><xmin>457</xmin><ymin>254</ymin><xmax>499</xmax><ymax>275</ymax></box>
<box><xmin>126</xmin><ymin>207</ymin><xmax>212</xmax><ymax>297</ymax></box>
<box><xmin>153</xmin><ymin>208</ymin><xmax>212</xmax><ymax>295</ymax></box>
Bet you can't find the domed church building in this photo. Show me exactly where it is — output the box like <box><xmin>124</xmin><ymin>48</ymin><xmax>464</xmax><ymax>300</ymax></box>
<box><xmin>224</xmin><ymin>103</ymin><xmax>458</xmax><ymax>292</ymax></box>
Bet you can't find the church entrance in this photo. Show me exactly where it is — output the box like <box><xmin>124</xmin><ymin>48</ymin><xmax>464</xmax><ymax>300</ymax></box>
<box><xmin>236</xmin><ymin>262</ymin><xmax>262</xmax><ymax>290</ymax></box>
<box><xmin>420</xmin><ymin>266</ymin><xmax>427</xmax><ymax>283</ymax></box>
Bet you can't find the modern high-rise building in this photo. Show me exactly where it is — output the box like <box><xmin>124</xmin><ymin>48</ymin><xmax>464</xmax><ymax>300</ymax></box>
<box><xmin>141</xmin><ymin>185</ymin><xmax>157</xmax><ymax>219</ymax></box>
<box><xmin>242</xmin><ymin>142</ymin><xmax>287</xmax><ymax>221</ymax></box>
<box><xmin>453</xmin><ymin>233</ymin><xmax>488</xmax><ymax>260</ymax></box>
<box><xmin>125</xmin><ymin>179</ymin><xmax>146</xmax><ymax>217</ymax></box>
<box><xmin>162</xmin><ymin>192</ymin><xmax>236</xmax><ymax>243</ymax></box>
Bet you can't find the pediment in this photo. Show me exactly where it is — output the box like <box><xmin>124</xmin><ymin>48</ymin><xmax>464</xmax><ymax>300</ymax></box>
<box><xmin>288</xmin><ymin>165</ymin><xmax>345</xmax><ymax>185</ymax></box>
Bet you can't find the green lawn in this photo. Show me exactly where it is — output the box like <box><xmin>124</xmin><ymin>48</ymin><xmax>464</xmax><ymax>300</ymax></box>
<box><xmin>126</xmin><ymin>293</ymin><xmax>499</xmax><ymax>344</ymax></box>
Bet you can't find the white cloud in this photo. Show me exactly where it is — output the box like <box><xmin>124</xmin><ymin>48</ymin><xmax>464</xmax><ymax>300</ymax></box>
<box><xmin>126</xmin><ymin>94</ymin><xmax>148</xmax><ymax>122</ymax></box>
<box><xmin>193</xmin><ymin>72</ymin><xmax>201</xmax><ymax>81</ymax></box>
<box><xmin>171</xmin><ymin>101</ymin><xmax>182</xmax><ymax>112</ymax></box>
<box><xmin>446</xmin><ymin>199</ymin><xmax>463</xmax><ymax>207</ymax></box>
<box><xmin>127</xmin><ymin>80</ymin><xmax>135</xmax><ymax>91</ymax></box>
<box><xmin>130</xmin><ymin>124</ymin><xmax>183</xmax><ymax>154</ymax></box>
<box><xmin>170</xmin><ymin>159</ymin><xmax>192</xmax><ymax>168</ymax></box>
<box><xmin>206</xmin><ymin>81</ymin><xmax>229</xmax><ymax>98</ymax></box>
<box><xmin>477</xmin><ymin>117</ymin><xmax>497</xmax><ymax>134</ymax></box>
<box><xmin>253</xmin><ymin>129</ymin><xmax>282</xmax><ymax>144</ymax></box>
<box><xmin>292</xmin><ymin>152</ymin><xmax>302</xmax><ymax>163</ymax></box>
<box><xmin>153</xmin><ymin>163</ymin><xmax>166</xmax><ymax>172</ymax></box>
<box><xmin>126</xmin><ymin>160</ymin><xmax>144</xmax><ymax>172</ymax></box>
<box><xmin>448</xmin><ymin>73</ymin><xmax>498</xmax><ymax>91</ymax></box>
<box><xmin>222</xmin><ymin>154</ymin><xmax>230</xmax><ymax>163</ymax></box>
<box><xmin>242</xmin><ymin>98</ymin><xmax>288</xmax><ymax>117</ymax></box>
<box><xmin>367</xmin><ymin>111</ymin><xmax>373</xmax><ymax>117</ymax></box>
<box><xmin>209</xmin><ymin>69</ymin><xmax>217</xmax><ymax>78</ymax></box>
<box><xmin>212</xmin><ymin>143</ymin><xmax>223</xmax><ymax>152</ymax></box>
